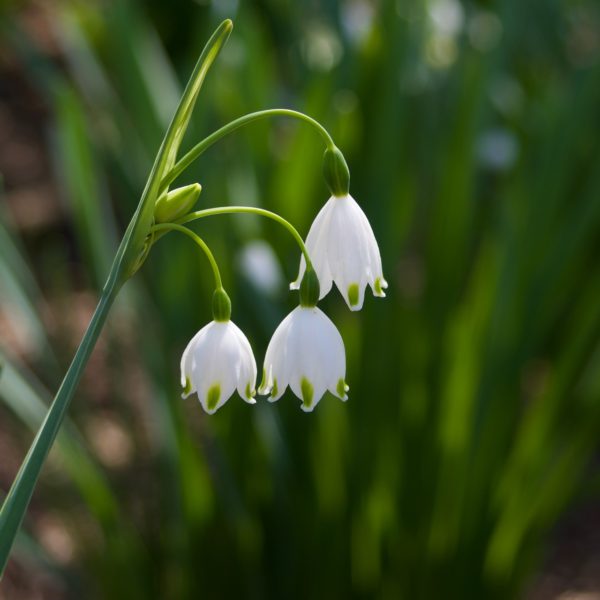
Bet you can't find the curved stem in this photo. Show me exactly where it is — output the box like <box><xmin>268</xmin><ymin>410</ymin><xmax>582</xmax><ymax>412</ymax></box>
<box><xmin>160</xmin><ymin>109</ymin><xmax>335</xmax><ymax>192</ymax></box>
<box><xmin>150</xmin><ymin>223</ymin><xmax>223</xmax><ymax>289</ymax></box>
<box><xmin>175</xmin><ymin>206</ymin><xmax>312</xmax><ymax>268</ymax></box>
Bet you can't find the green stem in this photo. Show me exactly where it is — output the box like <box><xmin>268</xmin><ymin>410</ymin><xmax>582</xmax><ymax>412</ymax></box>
<box><xmin>0</xmin><ymin>282</ymin><xmax>119</xmax><ymax>574</ymax></box>
<box><xmin>175</xmin><ymin>206</ymin><xmax>312</xmax><ymax>269</ymax></box>
<box><xmin>0</xmin><ymin>19</ymin><xmax>234</xmax><ymax>575</ymax></box>
<box><xmin>150</xmin><ymin>223</ymin><xmax>223</xmax><ymax>289</ymax></box>
<box><xmin>160</xmin><ymin>109</ymin><xmax>335</xmax><ymax>192</ymax></box>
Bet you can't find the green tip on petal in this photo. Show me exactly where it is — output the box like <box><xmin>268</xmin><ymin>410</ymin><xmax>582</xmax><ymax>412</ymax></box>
<box><xmin>206</xmin><ymin>384</ymin><xmax>221</xmax><ymax>412</ymax></box>
<box><xmin>183</xmin><ymin>377</ymin><xmax>192</xmax><ymax>396</ymax></box>
<box><xmin>374</xmin><ymin>277</ymin><xmax>384</xmax><ymax>296</ymax></box>
<box><xmin>301</xmin><ymin>377</ymin><xmax>314</xmax><ymax>411</ymax></box>
<box><xmin>271</xmin><ymin>378</ymin><xmax>279</xmax><ymax>399</ymax></box>
<box><xmin>348</xmin><ymin>283</ymin><xmax>359</xmax><ymax>307</ymax></box>
<box><xmin>336</xmin><ymin>378</ymin><xmax>349</xmax><ymax>399</ymax></box>
<box><xmin>259</xmin><ymin>367</ymin><xmax>267</xmax><ymax>392</ymax></box>
<box><xmin>245</xmin><ymin>382</ymin><xmax>256</xmax><ymax>400</ymax></box>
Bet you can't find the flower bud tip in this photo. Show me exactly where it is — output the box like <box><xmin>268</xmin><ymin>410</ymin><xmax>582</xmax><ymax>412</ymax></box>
<box><xmin>154</xmin><ymin>183</ymin><xmax>202</xmax><ymax>223</ymax></box>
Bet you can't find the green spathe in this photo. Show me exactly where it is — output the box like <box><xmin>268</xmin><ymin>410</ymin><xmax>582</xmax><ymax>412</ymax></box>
<box><xmin>122</xmin><ymin>20</ymin><xmax>233</xmax><ymax>281</ymax></box>
<box><xmin>154</xmin><ymin>183</ymin><xmax>202</xmax><ymax>223</ymax></box>
<box><xmin>323</xmin><ymin>146</ymin><xmax>350</xmax><ymax>197</ymax></box>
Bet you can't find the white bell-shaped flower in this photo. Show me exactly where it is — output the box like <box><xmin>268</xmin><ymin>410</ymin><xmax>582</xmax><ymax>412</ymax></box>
<box><xmin>181</xmin><ymin>320</ymin><xmax>257</xmax><ymax>414</ymax></box>
<box><xmin>291</xmin><ymin>194</ymin><xmax>388</xmax><ymax>311</ymax></box>
<box><xmin>259</xmin><ymin>306</ymin><xmax>348</xmax><ymax>412</ymax></box>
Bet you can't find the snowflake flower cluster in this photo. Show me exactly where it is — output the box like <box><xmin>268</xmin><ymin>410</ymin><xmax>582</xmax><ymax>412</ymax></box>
<box><xmin>180</xmin><ymin>147</ymin><xmax>386</xmax><ymax>414</ymax></box>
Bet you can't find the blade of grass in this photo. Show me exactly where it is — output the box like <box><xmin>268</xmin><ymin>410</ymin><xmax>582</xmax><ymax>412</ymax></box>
<box><xmin>53</xmin><ymin>82</ymin><xmax>117</xmax><ymax>288</ymax></box>
<box><xmin>0</xmin><ymin>221</ymin><xmax>58</xmax><ymax>370</ymax></box>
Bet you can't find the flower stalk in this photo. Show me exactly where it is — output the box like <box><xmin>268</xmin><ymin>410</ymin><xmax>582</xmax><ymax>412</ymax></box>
<box><xmin>0</xmin><ymin>15</ymin><xmax>387</xmax><ymax>574</ymax></box>
<box><xmin>160</xmin><ymin>108</ymin><xmax>336</xmax><ymax>193</ymax></box>
<box><xmin>150</xmin><ymin>222</ymin><xmax>223</xmax><ymax>290</ymax></box>
<box><xmin>0</xmin><ymin>18</ymin><xmax>234</xmax><ymax>576</ymax></box>
<box><xmin>176</xmin><ymin>206</ymin><xmax>313</xmax><ymax>269</ymax></box>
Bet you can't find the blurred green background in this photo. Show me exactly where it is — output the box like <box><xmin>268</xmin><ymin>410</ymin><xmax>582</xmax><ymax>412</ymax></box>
<box><xmin>1</xmin><ymin>0</ymin><xmax>600</xmax><ymax>598</ymax></box>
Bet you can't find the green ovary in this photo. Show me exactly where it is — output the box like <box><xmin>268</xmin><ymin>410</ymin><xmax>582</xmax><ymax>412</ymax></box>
<box><xmin>347</xmin><ymin>283</ymin><xmax>359</xmax><ymax>307</ymax></box>
<box><xmin>206</xmin><ymin>384</ymin><xmax>221</xmax><ymax>411</ymax></box>
<box><xmin>301</xmin><ymin>377</ymin><xmax>314</xmax><ymax>409</ymax></box>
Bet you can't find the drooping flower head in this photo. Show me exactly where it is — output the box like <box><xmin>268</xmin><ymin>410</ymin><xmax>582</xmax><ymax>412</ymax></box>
<box><xmin>181</xmin><ymin>290</ymin><xmax>257</xmax><ymax>414</ymax></box>
<box><xmin>259</xmin><ymin>305</ymin><xmax>348</xmax><ymax>412</ymax></box>
<box><xmin>291</xmin><ymin>147</ymin><xmax>387</xmax><ymax>311</ymax></box>
<box><xmin>291</xmin><ymin>194</ymin><xmax>387</xmax><ymax>310</ymax></box>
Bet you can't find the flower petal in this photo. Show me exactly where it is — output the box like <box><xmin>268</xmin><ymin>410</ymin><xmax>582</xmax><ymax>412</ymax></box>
<box><xmin>292</xmin><ymin>193</ymin><xmax>386</xmax><ymax>310</ymax></box>
<box><xmin>230</xmin><ymin>322</ymin><xmax>258</xmax><ymax>403</ymax></box>
<box><xmin>260</xmin><ymin>309</ymin><xmax>296</xmax><ymax>400</ymax></box>
<box><xmin>265</xmin><ymin>307</ymin><xmax>346</xmax><ymax>412</ymax></box>
<box><xmin>182</xmin><ymin>320</ymin><xmax>258</xmax><ymax>413</ymax></box>
<box><xmin>291</xmin><ymin>198</ymin><xmax>335</xmax><ymax>298</ymax></box>
<box><xmin>180</xmin><ymin>325</ymin><xmax>210</xmax><ymax>397</ymax></box>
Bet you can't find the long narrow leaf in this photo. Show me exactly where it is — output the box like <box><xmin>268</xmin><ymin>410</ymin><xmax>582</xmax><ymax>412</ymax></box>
<box><xmin>0</xmin><ymin>20</ymin><xmax>233</xmax><ymax>575</ymax></box>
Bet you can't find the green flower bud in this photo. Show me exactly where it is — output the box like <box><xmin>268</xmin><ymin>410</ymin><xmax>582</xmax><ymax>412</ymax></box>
<box><xmin>323</xmin><ymin>146</ymin><xmax>350</xmax><ymax>197</ymax></box>
<box><xmin>299</xmin><ymin>266</ymin><xmax>320</xmax><ymax>307</ymax></box>
<box><xmin>212</xmin><ymin>288</ymin><xmax>231</xmax><ymax>322</ymax></box>
<box><xmin>154</xmin><ymin>183</ymin><xmax>201</xmax><ymax>223</ymax></box>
